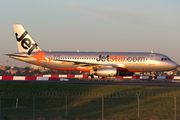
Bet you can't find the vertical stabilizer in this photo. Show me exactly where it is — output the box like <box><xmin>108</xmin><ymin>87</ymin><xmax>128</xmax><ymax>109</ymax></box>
<box><xmin>13</xmin><ymin>24</ymin><xmax>42</xmax><ymax>55</ymax></box>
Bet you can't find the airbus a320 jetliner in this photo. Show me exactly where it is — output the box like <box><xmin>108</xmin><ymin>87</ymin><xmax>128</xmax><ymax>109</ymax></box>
<box><xmin>6</xmin><ymin>24</ymin><xmax>178</xmax><ymax>78</ymax></box>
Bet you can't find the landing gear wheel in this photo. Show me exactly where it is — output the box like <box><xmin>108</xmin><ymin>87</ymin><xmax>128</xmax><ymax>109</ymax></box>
<box><xmin>98</xmin><ymin>76</ymin><xmax>102</xmax><ymax>79</ymax></box>
<box><xmin>98</xmin><ymin>76</ymin><xmax>105</xmax><ymax>79</ymax></box>
<box><xmin>88</xmin><ymin>75</ymin><xmax>94</xmax><ymax>78</ymax></box>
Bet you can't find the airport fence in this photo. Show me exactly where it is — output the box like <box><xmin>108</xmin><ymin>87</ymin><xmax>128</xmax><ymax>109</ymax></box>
<box><xmin>0</xmin><ymin>91</ymin><xmax>180</xmax><ymax>120</ymax></box>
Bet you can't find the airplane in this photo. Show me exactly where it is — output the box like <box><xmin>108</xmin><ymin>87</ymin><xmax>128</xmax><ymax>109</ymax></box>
<box><xmin>5</xmin><ymin>24</ymin><xmax>178</xmax><ymax>78</ymax></box>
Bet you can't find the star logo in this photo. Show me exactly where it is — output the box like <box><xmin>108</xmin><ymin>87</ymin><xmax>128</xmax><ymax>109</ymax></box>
<box><xmin>31</xmin><ymin>50</ymin><xmax>47</xmax><ymax>65</ymax></box>
<box><xmin>47</xmin><ymin>57</ymin><xmax>53</xmax><ymax>62</ymax></box>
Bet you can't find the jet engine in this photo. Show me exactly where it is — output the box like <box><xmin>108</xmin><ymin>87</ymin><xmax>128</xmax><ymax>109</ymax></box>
<box><xmin>93</xmin><ymin>68</ymin><xmax>119</xmax><ymax>77</ymax></box>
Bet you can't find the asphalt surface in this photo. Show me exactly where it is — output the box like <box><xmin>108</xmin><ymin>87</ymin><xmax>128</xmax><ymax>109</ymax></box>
<box><xmin>1</xmin><ymin>79</ymin><xmax>180</xmax><ymax>87</ymax></box>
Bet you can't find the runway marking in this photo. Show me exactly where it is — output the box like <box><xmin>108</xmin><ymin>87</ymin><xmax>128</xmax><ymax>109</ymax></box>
<box><xmin>36</xmin><ymin>77</ymin><xmax>49</xmax><ymax>81</ymax></box>
<box><xmin>13</xmin><ymin>76</ymin><xmax>25</xmax><ymax>80</ymax></box>
<box><xmin>174</xmin><ymin>76</ymin><xmax>180</xmax><ymax>79</ymax></box>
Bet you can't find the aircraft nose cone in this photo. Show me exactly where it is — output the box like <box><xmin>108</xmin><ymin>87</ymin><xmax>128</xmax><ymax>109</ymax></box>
<box><xmin>169</xmin><ymin>61</ymin><xmax>178</xmax><ymax>70</ymax></box>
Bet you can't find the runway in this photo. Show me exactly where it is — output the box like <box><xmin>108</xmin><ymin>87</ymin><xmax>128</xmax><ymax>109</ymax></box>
<box><xmin>1</xmin><ymin>79</ymin><xmax>180</xmax><ymax>87</ymax></box>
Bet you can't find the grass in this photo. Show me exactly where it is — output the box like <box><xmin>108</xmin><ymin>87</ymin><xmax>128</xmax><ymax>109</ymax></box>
<box><xmin>0</xmin><ymin>82</ymin><xmax>180</xmax><ymax>119</ymax></box>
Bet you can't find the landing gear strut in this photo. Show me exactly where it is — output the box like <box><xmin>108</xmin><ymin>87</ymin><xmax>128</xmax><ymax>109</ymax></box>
<box><xmin>151</xmin><ymin>71</ymin><xmax>155</xmax><ymax>80</ymax></box>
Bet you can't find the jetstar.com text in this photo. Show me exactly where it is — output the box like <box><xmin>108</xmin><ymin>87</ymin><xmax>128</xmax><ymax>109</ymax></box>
<box><xmin>96</xmin><ymin>55</ymin><xmax>145</xmax><ymax>62</ymax></box>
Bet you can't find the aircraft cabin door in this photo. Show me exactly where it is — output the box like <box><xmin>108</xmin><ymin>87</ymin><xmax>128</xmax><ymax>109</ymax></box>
<box><xmin>149</xmin><ymin>54</ymin><xmax>155</xmax><ymax>65</ymax></box>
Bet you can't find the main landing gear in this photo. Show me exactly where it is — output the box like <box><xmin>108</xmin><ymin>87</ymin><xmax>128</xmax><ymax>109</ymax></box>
<box><xmin>87</xmin><ymin>75</ymin><xmax>105</xmax><ymax>79</ymax></box>
<box><xmin>98</xmin><ymin>76</ymin><xmax>105</xmax><ymax>79</ymax></box>
<box><xmin>88</xmin><ymin>75</ymin><xmax>94</xmax><ymax>78</ymax></box>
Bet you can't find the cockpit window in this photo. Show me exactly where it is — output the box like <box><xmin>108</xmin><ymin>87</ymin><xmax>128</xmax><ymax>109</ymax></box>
<box><xmin>161</xmin><ymin>58</ymin><xmax>171</xmax><ymax>61</ymax></box>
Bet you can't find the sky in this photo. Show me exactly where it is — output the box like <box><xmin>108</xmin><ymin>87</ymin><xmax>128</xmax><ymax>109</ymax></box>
<box><xmin>0</xmin><ymin>0</ymin><xmax>180</xmax><ymax>67</ymax></box>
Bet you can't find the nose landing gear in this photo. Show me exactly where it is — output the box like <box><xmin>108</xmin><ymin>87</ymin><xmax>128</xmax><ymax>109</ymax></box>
<box><xmin>151</xmin><ymin>71</ymin><xmax>155</xmax><ymax>80</ymax></box>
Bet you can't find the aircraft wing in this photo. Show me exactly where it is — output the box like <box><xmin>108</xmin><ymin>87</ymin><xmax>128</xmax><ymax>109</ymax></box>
<box><xmin>53</xmin><ymin>59</ymin><xmax>114</xmax><ymax>69</ymax></box>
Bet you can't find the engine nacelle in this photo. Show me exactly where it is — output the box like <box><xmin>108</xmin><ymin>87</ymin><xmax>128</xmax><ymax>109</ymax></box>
<box><xmin>93</xmin><ymin>68</ymin><xmax>119</xmax><ymax>77</ymax></box>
